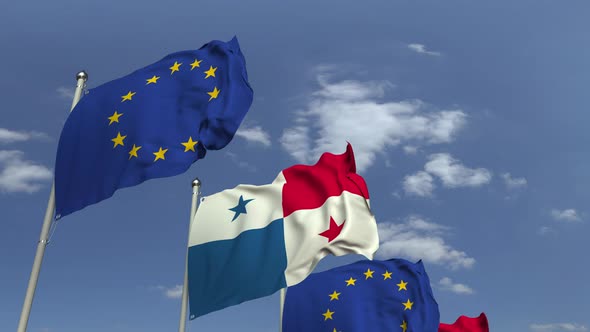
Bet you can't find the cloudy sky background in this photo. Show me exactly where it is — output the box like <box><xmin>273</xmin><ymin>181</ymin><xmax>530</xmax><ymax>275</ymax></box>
<box><xmin>1</xmin><ymin>1</ymin><xmax>589</xmax><ymax>331</ymax></box>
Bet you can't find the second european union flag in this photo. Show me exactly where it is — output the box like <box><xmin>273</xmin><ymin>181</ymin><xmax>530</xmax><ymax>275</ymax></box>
<box><xmin>282</xmin><ymin>258</ymin><xmax>440</xmax><ymax>332</ymax></box>
<box><xmin>55</xmin><ymin>37</ymin><xmax>253</xmax><ymax>219</ymax></box>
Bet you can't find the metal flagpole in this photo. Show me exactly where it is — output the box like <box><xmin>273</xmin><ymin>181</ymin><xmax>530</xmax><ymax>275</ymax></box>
<box><xmin>179</xmin><ymin>178</ymin><xmax>202</xmax><ymax>332</ymax></box>
<box><xmin>17</xmin><ymin>71</ymin><xmax>88</xmax><ymax>332</ymax></box>
<box><xmin>279</xmin><ymin>287</ymin><xmax>286</xmax><ymax>332</ymax></box>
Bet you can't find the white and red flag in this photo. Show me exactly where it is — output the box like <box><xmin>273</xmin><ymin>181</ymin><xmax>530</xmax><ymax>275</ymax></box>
<box><xmin>187</xmin><ymin>143</ymin><xmax>379</xmax><ymax>319</ymax></box>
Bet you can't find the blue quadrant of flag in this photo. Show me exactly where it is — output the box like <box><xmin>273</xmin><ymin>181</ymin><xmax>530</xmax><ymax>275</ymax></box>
<box><xmin>54</xmin><ymin>37</ymin><xmax>253</xmax><ymax>219</ymax></box>
<box><xmin>282</xmin><ymin>258</ymin><xmax>440</xmax><ymax>332</ymax></box>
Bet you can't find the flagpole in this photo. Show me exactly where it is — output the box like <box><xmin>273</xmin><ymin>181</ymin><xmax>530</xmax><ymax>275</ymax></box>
<box><xmin>279</xmin><ymin>288</ymin><xmax>286</xmax><ymax>332</ymax></box>
<box><xmin>17</xmin><ymin>71</ymin><xmax>88</xmax><ymax>332</ymax></box>
<box><xmin>179</xmin><ymin>178</ymin><xmax>201</xmax><ymax>332</ymax></box>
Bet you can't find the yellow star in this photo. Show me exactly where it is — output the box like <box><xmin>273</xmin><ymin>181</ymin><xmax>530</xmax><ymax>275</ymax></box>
<box><xmin>397</xmin><ymin>280</ymin><xmax>408</xmax><ymax>291</ymax></box>
<box><xmin>204</xmin><ymin>65</ymin><xmax>217</xmax><ymax>78</ymax></box>
<box><xmin>190</xmin><ymin>59</ymin><xmax>202</xmax><ymax>70</ymax></box>
<box><xmin>207</xmin><ymin>86</ymin><xmax>220</xmax><ymax>101</ymax></box>
<box><xmin>400</xmin><ymin>320</ymin><xmax>408</xmax><ymax>332</ymax></box>
<box><xmin>364</xmin><ymin>268</ymin><xmax>374</xmax><ymax>279</ymax></box>
<box><xmin>345</xmin><ymin>277</ymin><xmax>356</xmax><ymax>286</ymax></box>
<box><xmin>128</xmin><ymin>144</ymin><xmax>141</xmax><ymax>159</ymax></box>
<box><xmin>181</xmin><ymin>137</ymin><xmax>198</xmax><ymax>152</ymax></box>
<box><xmin>333</xmin><ymin>329</ymin><xmax>337</xmax><ymax>332</ymax></box>
<box><xmin>402</xmin><ymin>299</ymin><xmax>413</xmax><ymax>311</ymax></box>
<box><xmin>153</xmin><ymin>147</ymin><xmax>168</xmax><ymax>161</ymax></box>
<box><xmin>382</xmin><ymin>271</ymin><xmax>392</xmax><ymax>280</ymax></box>
<box><xmin>169</xmin><ymin>61</ymin><xmax>182</xmax><ymax>74</ymax></box>
<box><xmin>146</xmin><ymin>75</ymin><xmax>160</xmax><ymax>84</ymax></box>
<box><xmin>328</xmin><ymin>291</ymin><xmax>340</xmax><ymax>301</ymax></box>
<box><xmin>107</xmin><ymin>111</ymin><xmax>123</xmax><ymax>125</ymax></box>
<box><xmin>322</xmin><ymin>309</ymin><xmax>334</xmax><ymax>321</ymax></box>
<box><xmin>121</xmin><ymin>91</ymin><xmax>136</xmax><ymax>102</ymax></box>
<box><xmin>111</xmin><ymin>132</ymin><xmax>126</xmax><ymax>148</ymax></box>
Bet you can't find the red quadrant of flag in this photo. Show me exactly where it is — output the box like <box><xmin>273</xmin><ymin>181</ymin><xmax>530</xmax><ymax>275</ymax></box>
<box><xmin>281</xmin><ymin>143</ymin><xmax>370</xmax><ymax>218</ymax></box>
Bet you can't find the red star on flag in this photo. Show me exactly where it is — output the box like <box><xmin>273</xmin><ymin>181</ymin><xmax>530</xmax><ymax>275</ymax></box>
<box><xmin>319</xmin><ymin>216</ymin><xmax>345</xmax><ymax>242</ymax></box>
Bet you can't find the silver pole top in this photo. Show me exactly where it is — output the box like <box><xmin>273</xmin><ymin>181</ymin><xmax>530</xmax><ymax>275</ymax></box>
<box><xmin>192</xmin><ymin>178</ymin><xmax>201</xmax><ymax>188</ymax></box>
<box><xmin>76</xmin><ymin>71</ymin><xmax>88</xmax><ymax>82</ymax></box>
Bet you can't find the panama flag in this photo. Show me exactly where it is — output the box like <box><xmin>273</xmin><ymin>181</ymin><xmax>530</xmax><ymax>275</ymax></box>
<box><xmin>187</xmin><ymin>143</ymin><xmax>379</xmax><ymax>319</ymax></box>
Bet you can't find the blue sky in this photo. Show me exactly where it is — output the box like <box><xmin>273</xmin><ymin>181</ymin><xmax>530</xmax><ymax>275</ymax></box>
<box><xmin>1</xmin><ymin>1</ymin><xmax>589</xmax><ymax>331</ymax></box>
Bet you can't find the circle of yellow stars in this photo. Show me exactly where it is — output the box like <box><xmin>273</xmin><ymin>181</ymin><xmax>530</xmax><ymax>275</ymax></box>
<box><xmin>322</xmin><ymin>268</ymin><xmax>413</xmax><ymax>332</ymax></box>
<box><xmin>108</xmin><ymin>57</ymin><xmax>220</xmax><ymax>161</ymax></box>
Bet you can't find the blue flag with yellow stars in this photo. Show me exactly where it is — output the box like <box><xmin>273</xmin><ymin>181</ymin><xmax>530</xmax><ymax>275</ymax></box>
<box><xmin>282</xmin><ymin>258</ymin><xmax>440</xmax><ymax>332</ymax></box>
<box><xmin>54</xmin><ymin>37</ymin><xmax>253</xmax><ymax>219</ymax></box>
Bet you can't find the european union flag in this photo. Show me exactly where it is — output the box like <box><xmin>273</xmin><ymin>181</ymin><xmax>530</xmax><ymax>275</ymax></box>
<box><xmin>282</xmin><ymin>259</ymin><xmax>440</xmax><ymax>332</ymax></box>
<box><xmin>54</xmin><ymin>37</ymin><xmax>253</xmax><ymax>219</ymax></box>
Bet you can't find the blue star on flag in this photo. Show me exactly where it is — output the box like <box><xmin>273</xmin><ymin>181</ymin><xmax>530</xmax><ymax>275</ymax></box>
<box><xmin>229</xmin><ymin>195</ymin><xmax>254</xmax><ymax>221</ymax></box>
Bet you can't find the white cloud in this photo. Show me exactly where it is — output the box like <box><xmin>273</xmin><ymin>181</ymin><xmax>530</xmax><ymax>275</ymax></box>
<box><xmin>235</xmin><ymin>125</ymin><xmax>271</xmax><ymax>147</ymax></box>
<box><xmin>424</xmin><ymin>153</ymin><xmax>492</xmax><ymax>188</ymax></box>
<box><xmin>408</xmin><ymin>43</ymin><xmax>442</xmax><ymax>56</ymax></box>
<box><xmin>0</xmin><ymin>128</ymin><xmax>49</xmax><ymax>144</ymax></box>
<box><xmin>164</xmin><ymin>285</ymin><xmax>183</xmax><ymax>299</ymax></box>
<box><xmin>313</xmin><ymin>76</ymin><xmax>393</xmax><ymax>100</ymax></box>
<box><xmin>56</xmin><ymin>86</ymin><xmax>75</xmax><ymax>99</ymax></box>
<box><xmin>406</xmin><ymin>217</ymin><xmax>449</xmax><ymax>233</ymax></box>
<box><xmin>530</xmin><ymin>323</ymin><xmax>588</xmax><ymax>331</ymax></box>
<box><xmin>281</xmin><ymin>70</ymin><xmax>466</xmax><ymax>172</ymax></box>
<box><xmin>438</xmin><ymin>277</ymin><xmax>474</xmax><ymax>294</ymax></box>
<box><xmin>153</xmin><ymin>285</ymin><xmax>183</xmax><ymax>299</ymax></box>
<box><xmin>0</xmin><ymin>150</ymin><xmax>52</xmax><ymax>193</ymax></box>
<box><xmin>538</xmin><ymin>226</ymin><xmax>553</xmax><ymax>235</ymax></box>
<box><xmin>502</xmin><ymin>173</ymin><xmax>527</xmax><ymax>189</ymax></box>
<box><xmin>551</xmin><ymin>209</ymin><xmax>581</xmax><ymax>222</ymax></box>
<box><xmin>403</xmin><ymin>154</ymin><xmax>491</xmax><ymax>197</ymax></box>
<box><xmin>403</xmin><ymin>146</ymin><xmax>418</xmax><ymax>154</ymax></box>
<box><xmin>376</xmin><ymin>216</ymin><xmax>475</xmax><ymax>269</ymax></box>
<box><xmin>403</xmin><ymin>171</ymin><xmax>435</xmax><ymax>197</ymax></box>
<box><xmin>225</xmin><ymin>152</ymin><xmax>257</xmax><ymax>172</ymax></box>
<box><xmin>280</xmin><ymin>121</ymin><xmax>311</xmax><ymax>163</ymax></box>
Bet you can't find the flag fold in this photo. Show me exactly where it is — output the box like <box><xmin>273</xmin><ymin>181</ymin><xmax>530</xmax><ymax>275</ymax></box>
<box><xmin>439</xmin><ymin>313</ymin><xmax>489</xmax><ymax>332</ymax></box>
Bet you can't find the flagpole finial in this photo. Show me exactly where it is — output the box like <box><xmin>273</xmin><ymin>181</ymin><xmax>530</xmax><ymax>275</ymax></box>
<box><xmin>76</xmin><ymin>71</ymin><xmax>88</xmax><ymax>82</ymax></box>
<box><xmin>192</xmin><ymin>178</ymin><xmax>201</xmax><ymax>188</ymax></box>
